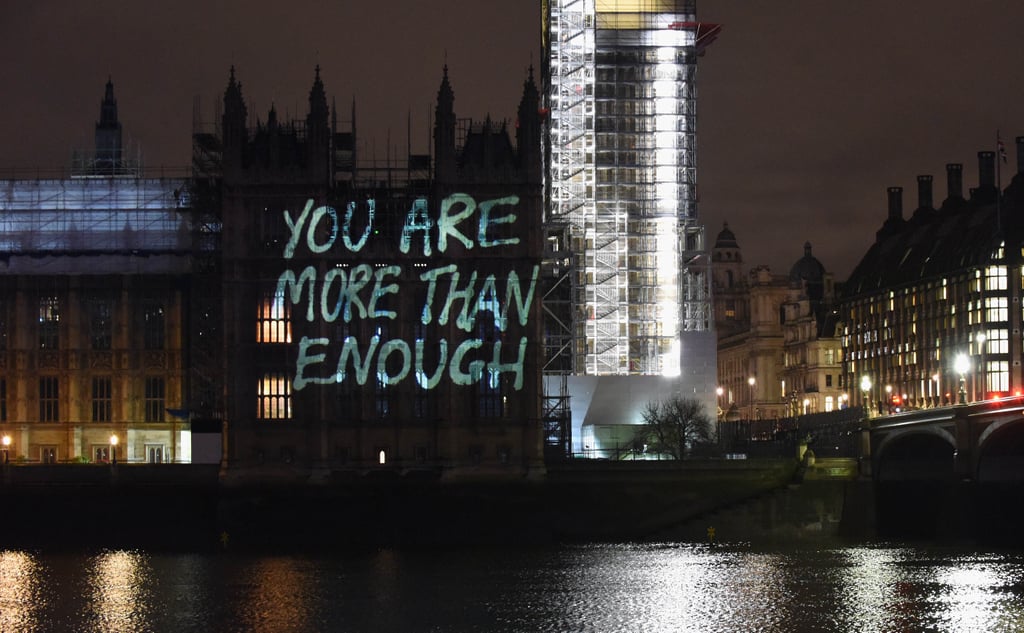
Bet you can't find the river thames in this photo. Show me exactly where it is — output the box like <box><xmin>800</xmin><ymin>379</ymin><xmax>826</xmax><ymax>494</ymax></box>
<box><xmin>3</xmin><ymin>542</ymin><xmax>1024</xmax><ymax>632</ymax></box>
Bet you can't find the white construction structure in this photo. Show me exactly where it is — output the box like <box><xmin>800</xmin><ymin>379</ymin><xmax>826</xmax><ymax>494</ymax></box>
<box><xmin>544</xmin><ymin>0</ymin><xmax>719</xmax><ymax>455</ymax></box>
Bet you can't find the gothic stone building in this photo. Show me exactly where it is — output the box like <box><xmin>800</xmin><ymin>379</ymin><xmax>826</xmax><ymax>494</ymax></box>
<box><xmin>215</xmin><ymin>67</ymin><xmax>545</xmax><ymax>480</ymax></box>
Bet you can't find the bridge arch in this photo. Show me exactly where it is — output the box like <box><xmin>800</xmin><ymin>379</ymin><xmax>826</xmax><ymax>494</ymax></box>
<box><xmin>874</xmin><ymin>428</ymin><xmax>956</xmax><ymax>482</ymax></box>
<box><xmin>976</xmin><ymin>418</ymin><xmax>1024</xmax><ymax>482</ymax></box>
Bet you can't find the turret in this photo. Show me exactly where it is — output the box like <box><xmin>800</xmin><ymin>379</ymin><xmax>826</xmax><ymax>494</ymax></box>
<box><xmin>306</xmin><ymin>65</ymin><xmax>330</xmax><ymax>180</ymax></box>
<box><xmin>222</xmin><ymin>66</ymin><xmax>248</xmax><ymax>171</ymax></box>
<box><xmin>94</xmin><ymin>78</ymin><xmax>122</xmax><ymax>173</ymax></box>
<box><xmin>516</xmin><ymin>66</ymin><xmax>541</xmax><ymax>182</ymax></box>
<box><xmin>433</xmin><ymin>65</ymin><xmax>456</xmax><ymax>181</ymax></box>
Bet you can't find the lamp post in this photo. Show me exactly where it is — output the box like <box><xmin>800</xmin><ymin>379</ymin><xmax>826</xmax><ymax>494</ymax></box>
<box><xmin>747</xmin><ymin>376</ymin><xmax>756</xmax><ymax>421</ymax></box>
<box><xmin>715</xmin><ymin>386</ymin><xmax>724</xmax><ymax>420</ymax></box>
<box><xmin>109</xmin><ymin>434</ymin><xmax>118</xmax><ymax>465</ymax></box>
<box><xmin>1</xmin><ymin>434</ymin><xmax>10</xmax><ymax>464</ymax></box>
<box><xmin>955</xmin><ymin>353</ymin><xmax>969</xmax><ymax>405</ymax></box>
<box><xmin>860</xmin><ymin>375</ymin><xmax>872</xmax><ymax>416</ymax></box>
<box><xmin>977</xmin><ymin>332</ymin><xmax>987</xmax><ymax>401</ymax></box>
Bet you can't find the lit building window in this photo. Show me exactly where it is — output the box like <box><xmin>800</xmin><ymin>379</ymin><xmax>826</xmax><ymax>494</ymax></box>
<box><xmin>38</xmin><ymin>296</ymin><xmax>60</xmax><ymax>349</ymax></box>
<box><xmin>39</xmin><ymin>376</ymin><xmax>59</xmax><ymax>422</ymax></box>
<box><xmin>258</xmin><ymin>373</ymin><xmax>291</xmax><ymax>420</ymax></box>
<box><xmin>985</xmin><ymin>265</ymin><xmax>1007</xmax><ymax>291</ymax></box>
<box><xmin>984</xmin><ymin>297</ymin><xmax>1008</xmax><ymax>323</ymax></box>
<box><xmin>92</xmin><ymin>377</ymin><xmax>112</xmax><ymax>422</ymax></box>
<box><xmin>257</xmin><ymin>289</ymin><xmax>292</xmax><ymax>343</ymax></box>
<box><xmin>145</xmin><ymin>377</ymin><xmax>165</xmax><ymax>422</ymax></box>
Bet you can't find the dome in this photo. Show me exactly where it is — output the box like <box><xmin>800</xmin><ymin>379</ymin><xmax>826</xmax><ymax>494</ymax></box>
<box><xmin>789</xmin><ymin>242</ymin><xmax>825</xmax><ymax>284</ymax></box>
<box><xmin>714</xmin><ymin>222</ymin><xmax>739</xmax><ymax>249</ymax></box>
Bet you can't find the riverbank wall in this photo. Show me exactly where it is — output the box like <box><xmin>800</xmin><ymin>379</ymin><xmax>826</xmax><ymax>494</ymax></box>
<box><xmin>16</xmin><ymin>458</ymin><xmax>1015</xmax><ymax>550</ymax></box>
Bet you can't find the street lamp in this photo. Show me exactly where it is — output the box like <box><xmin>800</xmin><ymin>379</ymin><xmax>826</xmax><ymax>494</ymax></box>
<box><xmin>747</xmin><ymin>376</ymin><xmax>756</xmax><ymax>421</ymax></box>
<box><xmin>110</xmin><ymin>434</ymin><xmax>119</xmax><ymax>465</ymax></box>
<box><xmin>977</xmin><ymin>332</ymin><xmax>987</xmax><ymax>401</ymax></box>
<box><xmin>860</xmin><ymin>375</ymin><xmax>872</xmax><ymax>415</ymax></box>
<box><xmin>1</xmin><ymin>434</ymin><xmax>10</xmax><ymax>464</ymax></box>
<box><xmin>716</xmin><ymin>386</ymin><xmax>724</xmax><ymax>418</ymax></box>
<box><xmin>955</xmin><ymin>353</ymin><xmax>970</xmax><ymax>404</ymax></box>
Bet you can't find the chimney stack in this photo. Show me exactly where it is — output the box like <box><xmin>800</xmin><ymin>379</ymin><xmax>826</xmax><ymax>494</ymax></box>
<box><xmin>946</xmin><ymin>163</ymin><xmax>963</xmax><ymax>200</ymax></box>
<box><xmin>978</xmin><ymin>151</ymin><xmax>996</xmax><ymax>189</ymax></box>
<box><xmin>887</xmin><ymin>186</ymin><xmax>903</xmax><ymax>221</ymax></box>
<box><xmin>917</xmin><ymin>175</ymin><xmax>933</xmax><ymax>209</ymax></box>
<box><xmin>1017</xmin><ymin>136</ymin><xmax>1024</xmax><ymax>175</ymax></box>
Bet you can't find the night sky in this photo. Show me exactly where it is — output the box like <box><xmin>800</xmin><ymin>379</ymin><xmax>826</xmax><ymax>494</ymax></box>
<box><xmin>2</xmin><ymin>1</ymin><xmax>1022</xmax><ymax>279</ymax></box>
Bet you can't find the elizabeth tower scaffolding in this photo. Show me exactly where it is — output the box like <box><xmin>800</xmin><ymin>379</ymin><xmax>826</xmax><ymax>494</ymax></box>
<box><xmin>543</xmin><ymin>0</ymin><xmax>720</xmax><ymax>452</ymax></box>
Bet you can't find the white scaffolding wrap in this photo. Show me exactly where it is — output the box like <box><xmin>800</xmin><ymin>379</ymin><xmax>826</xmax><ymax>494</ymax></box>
<box><xmin>0</xmin><ymin>178</ymin><xmax>190</xmax><ymax>253</ymax></box>
<box><xmin>547</xmin><ymin>0</ymin><xmax>711</xmax><ymax>379</ymax></box>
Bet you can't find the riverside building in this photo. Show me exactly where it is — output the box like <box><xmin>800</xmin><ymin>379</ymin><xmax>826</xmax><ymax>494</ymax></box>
<box><xmin>0</xmin><ymin>81</ymin><xmax>192</xmax><ymax>464</ymax></box>
<box><xmin>209</xmin><ymin>66</ymin><xmax>545</xmax><ymax>480</ymax></box>
<box><xmin>840</xmin><ymin>140</ymin><xmax>1024</xmax><ymax>414</ymax></box>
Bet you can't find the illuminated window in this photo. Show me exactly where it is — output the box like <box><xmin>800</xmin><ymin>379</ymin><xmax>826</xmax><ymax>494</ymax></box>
<box><xmin>985</xmin><ymin>265</ymin><xmax>1008</xmax><ymax>291</ymax></box>
<box><xmin>257</xmin><ymin>289</ymin><xmax>292</xmax><ymax>343</ymax></box>
<box><xmin>92</xmin><ymin>377</ymin><xmax>112</xmax><ymax>422</ymax></box>
<box><xmin>38</xmin><ymin>296</ymin><xmax>60</xmax><ymax>349</ymax></box>
<box><xmin>39</xmin><ymin>376</ymin><xmax>59</xmax><ymax>422</ymax></box>
<box><xmin>377</xmin><ymin>448</ymin><xmax>387</xmax><ymax>465</ymax></box>
<box><xmin>143</xmin><ymin>300</ymin><xmax>165</xmax><ymax>350</ymax></box>
<box><xmin>985</xmin><ymin>297</ymin><xmax>1008</xmax><ymax>323</ymax></box>
<box><xmin>258</xmin><ymin>373</ymin><xmax>291</xmax><ymax>420</ymax></box>
<box><xmin>988</xmin><ymin>329</ymin><xmax>1008</xmax><ymax>354</ymax></box>
<box><xmin>88</xmin><ymin>299</ymin><xmax>113</xmax><ymax>350</ymax></box>
<box><xmin>825</xmin><ymin>396</ymin><xmax>834</xmax><ymax>412</ymax></box>
<box><xmin>986</xmin><ymin>360</ymin><xmax>1009</xmax><ymax>393</ymax></box>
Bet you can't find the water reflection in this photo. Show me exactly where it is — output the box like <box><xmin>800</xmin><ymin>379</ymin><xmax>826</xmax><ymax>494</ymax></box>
<box><xmin>85</xmin><ymin>550</ymin><xmax>153</xmax><ymax>632</ymax></box>
<box><xmin>4</xmin><ymin>544</ymin><xmax>1024</xmax><ymax>632</ymax></box>
<box><xmin>0</xmin><ymin>550</ymin><xmax>44</xmax><ymax>632</ymax></box>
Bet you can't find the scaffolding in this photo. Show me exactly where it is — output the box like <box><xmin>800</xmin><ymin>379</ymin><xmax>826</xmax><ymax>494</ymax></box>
<box><xmin>0</xmin><ymin>177</ymin><xmax>190</xmax><ymax>257</ymax></box>
<box><xmin>546</xmin><ymin>0</ymin><xmax>711</xmax><ymax>378</ymax></box>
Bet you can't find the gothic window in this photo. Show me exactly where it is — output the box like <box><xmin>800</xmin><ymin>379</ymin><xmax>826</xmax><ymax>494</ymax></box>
<box><xmin>88</xmin><ymin>298</ymin><xmax>113</xmax><ymax>350</ymax></box>
<box><xmin>39</xmin><ymin>296</ymin><xmax>60</xmax><ymax>349</ymax></box>
<box><xmin>39</xmin><ymin>377</ymin><xmax>59</xmax><ymax>422</ymax></box>
<box><xmin>143</xmin><ymin>300</ymin><xmax>165</xmax><ymax>350</ymax></box>
<box><xmin>257</xmin><ymin>288</ymin><xmax>292</xmax><ymax>343</ymax></box>
<box><xmin>145</xmin><ymin>377</ymin><xmax>165</xmax><ymax>422</ymax></box>
<box><xmin>92</xmin><ymin>376</ymin><xmax>112</xmax><ymax>422</ymax></box>
<box><xmin>257</xmin><ymin>373</ymin><xmax>291</xmax><ymax>420</ymax></box>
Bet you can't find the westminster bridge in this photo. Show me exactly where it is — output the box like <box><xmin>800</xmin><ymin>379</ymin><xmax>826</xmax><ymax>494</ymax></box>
<box><xmin>868</xmin><ymin>398</ymin><xmax>1024</xmax><ymax>483</ymax></box>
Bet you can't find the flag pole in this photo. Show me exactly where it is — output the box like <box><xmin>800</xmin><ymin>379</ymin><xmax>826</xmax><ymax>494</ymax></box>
<box><xmin>997</xmin><ymin>130</ymin><xmax>1004</xmax><ymax>235</ymax></box>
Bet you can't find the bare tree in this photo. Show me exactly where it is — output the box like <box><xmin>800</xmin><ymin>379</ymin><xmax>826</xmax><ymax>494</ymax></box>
<box><xmin>634</xmin><ymin>396</ymin><xmax>712</xmax><ymax>459</ymax></box>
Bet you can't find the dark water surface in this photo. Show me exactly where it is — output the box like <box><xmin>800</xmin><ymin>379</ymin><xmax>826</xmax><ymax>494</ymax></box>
<box><xmin>3</xmin><ymin>543</ymin><xmax>1024</xmax><ymax>632</ymax></box>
